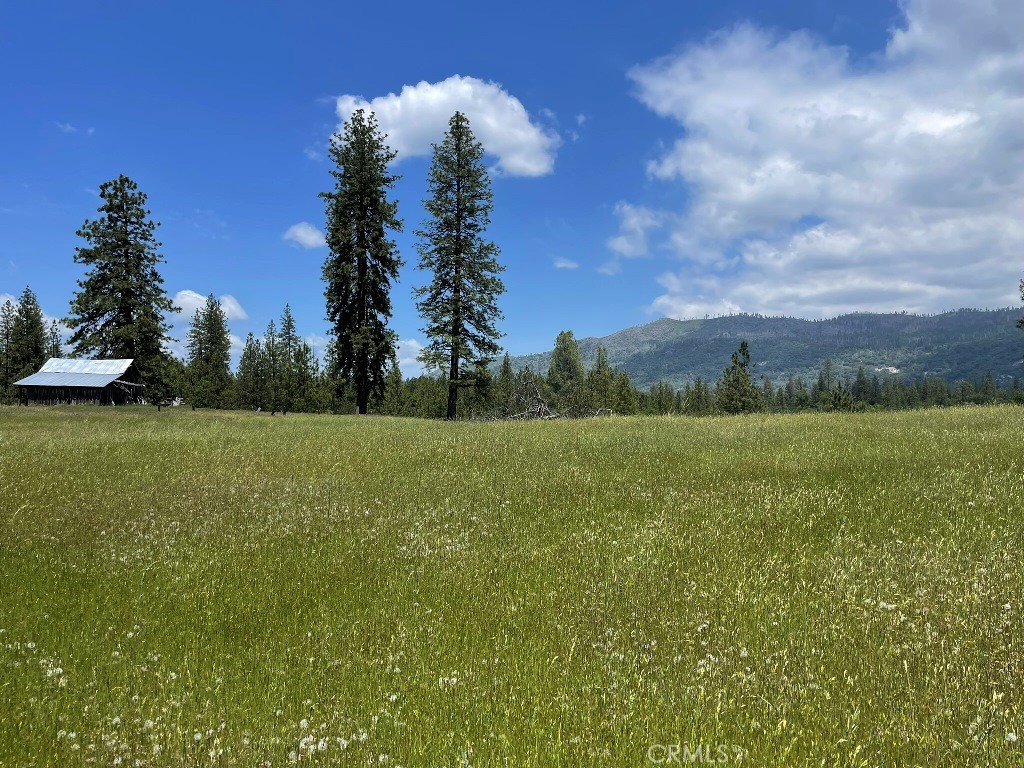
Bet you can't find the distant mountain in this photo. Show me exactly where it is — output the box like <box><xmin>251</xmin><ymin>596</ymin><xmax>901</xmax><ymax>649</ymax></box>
<box><xmin>508</xmin><ymin>309</ymin><xmax>1024</xmax><ymax>389</ymax></box>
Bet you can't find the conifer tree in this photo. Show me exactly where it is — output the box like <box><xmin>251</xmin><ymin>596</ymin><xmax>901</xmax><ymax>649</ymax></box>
<box><xmin>322</xmin><ymin>109</ymin><xmax>403</xmax><ymax>415</ymax></box>
<box><xmin>613</xmin><ymin>372</ymin><xmax>640</xmax><ymax>415</ymax></box>
<box><xmin>0</xmin><ymin>299</ymin><xmax>15</xmax><ymax>399</ymax></box>
<box><xmin>716</xmin><ymin>340</ymin><xmax>761</xmax><ymax>414</ymax></box>
<box><xmin>585</xmin><ymin>346</ymin><xmax>616</xmax><ymax>411</ymax></box>
<box><xmin>548</xmin><ymin>330</ymin><xmax>586</xmax><ymax>412</ymax></box>
<box><xmin>65</xmin><ymin>175</ymin><xmax>178</xmax><ymax>390</ymax></box>
<box><xmin>291</xmin><ymin>340</ymin><xmax>320</xmax><ymax>413</ymax></box>
<box><xmin>10</xmin><ymin>286</ymin><xmax>47</xmax><ymax>380</ymax></box>
<box><xmin>496</xmin><ymin>352</ymin><xmax>515</xmax><ymax>412</ymax></box>
<box><xmin>235</xmin><ymin>333</ymin><xmax>263</xmax><ymax>410</ymax></box>
<box><xmin>185</xmin><ymin>294</ymin><xmax>233</xmax><ymax>408</ymax></box>
<box><xmin>46</xmin><ymin>321</ymin><xmax>62</xmax><ymax>359</ymax></box>
<box><xmin>263</xmin><ymin>320</ymin><xmax>281</xmax><ymax>413</ymax></box>
<box><xmin>278</xmin><ymin>305</ymin><xmax>301</xmax><ymax>413</ymax></box>
<box><xmin>415</xmin><ymin>112</ymin><xmax>505</xmax><ymax>420</ymax></box>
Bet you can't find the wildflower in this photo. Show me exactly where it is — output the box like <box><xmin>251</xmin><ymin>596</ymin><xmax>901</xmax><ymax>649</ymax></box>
<box><xmin>1008</xmin><ymin>733</ymin><xmax>1018</xmax><ymax>743</ymax></box>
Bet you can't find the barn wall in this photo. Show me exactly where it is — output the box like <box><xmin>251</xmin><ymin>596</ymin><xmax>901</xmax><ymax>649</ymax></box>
<box><xmin>18</xmin><ymin>384</ymin><xmax>137</xmax><ymax>406</ymax></box>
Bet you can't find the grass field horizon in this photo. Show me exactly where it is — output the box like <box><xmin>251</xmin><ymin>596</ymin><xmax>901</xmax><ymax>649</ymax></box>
<box><xmin>1</xmin><ymin>405</ymin><xmax>1021</xmax><ymax>766</ymax></box>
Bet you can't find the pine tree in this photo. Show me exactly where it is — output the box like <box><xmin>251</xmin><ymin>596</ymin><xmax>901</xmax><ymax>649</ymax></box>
<box><xmin>10</xmin><ymin>286</ymin><xmax>47</xmax><ymax>380</ymax></box>
<box><xmin>0</xmin><ymin>299</ymin><xmax>15</xmax><ymax>399</ymax></box>
<box><xmin>263</xmin><ymin>320</ymin><xmax>281</xmax><ymax>413</ymax></box>
<box><xmin>235</xmin><ymin>333</ymin><xmax>263</xmax><ymax>410</ymax></box>
<box><xmin>980</xmin><ymin>371</ymin><xmax>998</xmax><ymax>402</ymax></box>
<box><xmin>277</xmin><ymin>305</ymin><xmax>301</xmax><ymax>413</ymax></box>
<box><xmin>547</xmin><ymin>330</ymin><xmax>586</xmax><ymax>412</ymax></box>
<box><xmin>322</xmin><ymin>109</ymin><xmax>404</xmax><ymax>415</ymax></box>
<box><xmin>378</xmin><ymin>357</ymin><xmax>405</xmax><ymax>416</ymax></box>
<box><xmin>613</xmin><ymin>372</ymin><xmax>640</xmax><ymax>415</ymax></box>
<box><xmin>291</xmin><ymin>340</ymin><xmax>320</xmax><ymax>413</ymax></box>
<box><xmin>65</xmin><ymin>175</ymin><xmax>178</xmax><ymax>391</ymax></box>
<box><xmin>185</xmin><ymin>294</ymin><xmax>233</xmax><ymax>408</ymax></box>
<box><xmin>496</xmin><ymin>353</ymin><xmax>515</xmax><ymax>413</ymax></box>
<box><xmin>415</xmin><ymin>112</ymin><xmax>505</xmax><ymax>420</ymax></box>
<box><xmin>716</xmin><ymin>341</ymin><xmax>761</xmax><ymax>414</ymax></box>
<box><xmin>585</xmin><ymin>346</ymin><xmax>616</xmax><ymax>412</ymax></box>
<box><xmin>46</xmin><ymin>321</ymin><xmax>62</xmax><ymax>359</ymax></box>
<box><xmin>683</xmin><ymin>377</ymin><xmax>715</xmax><ymax>415</ymax></box>
<box><xmin>648</xmin><ymin>381</ymin><xmax>676</xmax><ymax>414</ymax></box>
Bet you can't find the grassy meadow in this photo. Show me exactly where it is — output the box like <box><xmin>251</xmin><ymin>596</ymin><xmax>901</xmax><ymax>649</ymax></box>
<box><xmin>0</xmin><ymin>405</ymin><xmax>1021</xmax><ymax>766</ymax></box>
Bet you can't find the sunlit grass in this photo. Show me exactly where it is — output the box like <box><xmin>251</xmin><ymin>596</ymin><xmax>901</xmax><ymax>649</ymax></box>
<box><xmin>0</xmin><ymin>405</ymin><xmax>1021</xmax><ymax>766</ymax></box>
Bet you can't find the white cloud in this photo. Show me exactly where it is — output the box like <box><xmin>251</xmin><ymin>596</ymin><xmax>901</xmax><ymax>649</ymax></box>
<box><xmin>397</xmin><ymin>338</ymin><xmax>426</xmax><ymax>377</ymax></box>
<box><xmin>173</xmin><ymin>290</ymin><xmax>248</xmax><ymax>321</ymax></box>
<box><xmin>621</xmin><ymin>0</ymin><xmax>1024</xmax><ymax>318</ymax></box>
<box><xmin>283</xmin><ymin>222</ymin><xmax>326</xmax><ymax>249</ymax></box>
<box><xmin>304</xmin><ymin>333</ymin><xmax>329</xmax><ymax>352</ymax></box>
<box><xmin>553</xmin><ymin>257</ymin><xmax>579</xmax><ymax>270</ymax></box>
<box><xmin>607</xmin><ymin>202</ymin><xmax>662</xmax><ymax>259</ymax></box>
<box><xmin>219</xmin><ymin>295</ymin><xmax>248</xmax><ymax>321</ymax></box>
<box><xmin>55</xmin><ymin>122</ymin><xmax>93</xmax><ymax>135</ymax></box>
<box><xmin>174</xmin><ymin>290</ymin><xmax>206</xmax><ymax>318</ymax></box>
<box><xmin>335</xmin><ymin>75</ymin><xmax>561</xmax><ymax>176</ymax></box>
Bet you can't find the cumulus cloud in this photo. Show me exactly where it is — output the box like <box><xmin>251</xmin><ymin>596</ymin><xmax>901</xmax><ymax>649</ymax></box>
<box><xmin>553</xmin><ymin>257</ymin><xmax>579</xmax><ymax>270</ymax></box>
<box><xmin>335</xmin><ymin>75</ymin><xmax>561</xmax><ymax>176</ymax></box>
<box><xmin>397</xmin><ymin>338</ymin><xmax>426</xmax><ymax>377</ymax></box>
<box><xmin>620</xmin><ymin>0</ymin><xmax>1024</xmax><ymax>318</ymax></box>
<box><xmin>218</xmin><ymin>295</ymin><xmax>248</xmax><ymax>320</ymax></box>
<box><xmin>173</xmin><ymin>290</ymin><xmax>248</xmax><ymax>320</ymax></box>
<box><xmin>283</xmin><ymin>222</ymin><xmax>326</xmax><ymax>249</ymax></box>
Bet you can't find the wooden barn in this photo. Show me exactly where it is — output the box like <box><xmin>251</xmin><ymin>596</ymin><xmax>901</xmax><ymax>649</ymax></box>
<box><xmin>14</xmin><ymin>358</ymin><xmax>143</xmax><ymax>405</ymax></box>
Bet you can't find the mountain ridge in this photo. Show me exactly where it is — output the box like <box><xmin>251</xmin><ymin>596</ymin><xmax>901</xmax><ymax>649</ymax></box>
<box><xmin>507</xmin><ymin>308</ymin><xmax>1023</xmax><ymax>389</ymax></box>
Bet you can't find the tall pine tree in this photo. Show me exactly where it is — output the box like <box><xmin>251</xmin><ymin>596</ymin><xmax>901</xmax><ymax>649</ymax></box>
<box><xmin>277</xmin><ymin>305</ymin><xmax>301</xmax><ymax>413</ymax></box>
<box><xmin>65</xmin><ymin>175</ymin><xmax>178</xmax><ymax>392</ymax></box>
<box><xmin>415</xmin><ymin>112</ymin><xmax>505</xmax><ymax>420</ymax></box>
<box><xmin>185</xmin><ymin>294</ymin><xmax>233</xmax><ymax>408</ymax></box>
<box><xmin>585</xmin><ymin>346</ymin><xmax>616</xmax><ymax>412</ymax></box>
<box><xmin>0</xmin><ymin>299</ymin><xmax>15</xmax><ymax>398</ymax></box>
<box><xmin>10</xmin><ymin>286</ymin><xmax>47</xmax><ymax>380</ymax></box>
<box><xmin>46</xmin><ymin>321</ymin><xmax>62</xmax><ymax>359</ymax></box>
<box><xmin>234</xmin><ymin>333</ymin><xmax>264</xmax><ymax>410</ymax></box>
<box><xmin>716</xmin><ymin>341</ymin><xmax>761</xmax><ymax>414</ymax></box>
<box><xmin>322</xmin><ymin>109</ymin><xmax>403</xmax><ymax>415</ymax></box>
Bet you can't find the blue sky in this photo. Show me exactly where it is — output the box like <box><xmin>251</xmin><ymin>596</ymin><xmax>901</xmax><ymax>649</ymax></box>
<box><xmin>2</xmin><ymin>0</ymin><xmax>1021</xmax><ymax>373</ymax></box>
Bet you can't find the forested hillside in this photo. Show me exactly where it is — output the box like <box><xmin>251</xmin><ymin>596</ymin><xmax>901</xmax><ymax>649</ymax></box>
<box><xmin>510</xmin><ymin>308</ymin><xmax>1022</xmax><ymax>388</ymax></box>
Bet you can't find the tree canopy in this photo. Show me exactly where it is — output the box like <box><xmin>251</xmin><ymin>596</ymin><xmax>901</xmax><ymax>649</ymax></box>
<box><xmin>322</xmin><ymin>109</ymin><xmax>403</xmax><ymax>415</ymax></box>
<box><xmin>415</xmin><ymin>112</ymin><xmax>505</xmax><ymax>420</ymax></box>
<box><xmin>65</xmin><ymin>175</ymin><xmax>178</xmax><ymax>392</ymax></box>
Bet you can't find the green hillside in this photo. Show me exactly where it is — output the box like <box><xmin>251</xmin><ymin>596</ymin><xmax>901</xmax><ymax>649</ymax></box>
<box><xmin>511</xmin><ymin>308</ymin><xmax>1023</xmax><ymax>388</ymax></box>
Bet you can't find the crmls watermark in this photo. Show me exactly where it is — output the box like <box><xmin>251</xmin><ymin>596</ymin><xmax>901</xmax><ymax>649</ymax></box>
<box><xmin>647</xmin><ymin>743</ymin><xmax>746</xmax><ymax>764</ymax></box>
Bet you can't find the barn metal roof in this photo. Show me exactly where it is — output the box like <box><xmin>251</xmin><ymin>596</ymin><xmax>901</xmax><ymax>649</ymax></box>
<box><xmin>13</xmin><ymin>358</ymin><xmax>135</xmax><ymax>389</ymax></box>
<box><xmin>38</xmin><ymin>358</ymin><xmax>134</xmax><ymax>375</ymax></box>
<box><xmin>15</xmin><ymin>371</ymin><xmax>125</xmax><ymax>388</ymax></box>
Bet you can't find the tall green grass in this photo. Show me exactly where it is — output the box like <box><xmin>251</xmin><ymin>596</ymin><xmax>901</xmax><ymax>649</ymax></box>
<box><xmin>0</xmin><ymin>406</ymin><xmax>1021</xmax><ymax>766</ymax></box>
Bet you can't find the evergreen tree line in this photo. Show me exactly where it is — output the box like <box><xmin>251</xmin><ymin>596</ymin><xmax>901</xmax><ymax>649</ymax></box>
<box><xmin>0</xmin><ymin>287</ymin><xmax>63</xmax><ymax>402</ymax></box>
<box><xmin>11</xmin><ymin>110</ymin><xmax>507</xmax><ymax>417</ymax></box>
<box><xmin>6</xmin><ymin>112</ymin><xmax>1024</xmax><ymax>416</ymax></box>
